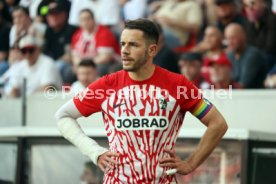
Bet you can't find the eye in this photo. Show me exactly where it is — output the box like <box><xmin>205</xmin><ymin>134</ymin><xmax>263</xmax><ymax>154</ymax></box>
<box><xmin>130</xmin><ymin>43</ymin><xmax>138</xmax><ymax>47</ymax></box>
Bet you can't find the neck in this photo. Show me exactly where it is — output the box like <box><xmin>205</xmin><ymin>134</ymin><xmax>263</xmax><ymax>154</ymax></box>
<box><xmin>128</xmin><ymin>62</ymin><xmax>155</xmax><ymax>81</ymax></box>
<box><xmin>87</xmin><ymin>26</ymin><xmax>95</xmax><ymax>34</ymax></box>
<box><xmin>28</xmin><ymin>52</ymin><xmax>39</xmax><ymax>66</ymax></box>
<box><xmin>28</xmin><ymin>58</ymin><xmax>36</xmax><ymax>66</ymax></box>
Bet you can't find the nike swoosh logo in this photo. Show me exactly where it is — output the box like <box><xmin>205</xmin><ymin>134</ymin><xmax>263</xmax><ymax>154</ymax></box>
<box><xmin>113</xmin><ymin>103</ymin><xmax>125</xmax><ymax>109</ymax></box>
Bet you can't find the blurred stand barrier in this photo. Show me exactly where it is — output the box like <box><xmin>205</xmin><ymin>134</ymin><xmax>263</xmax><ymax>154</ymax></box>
<box><xmin>1</xmin><ymin>90</ymin><xmax>276</xmax><ymax>132</ymax></box>
<box><xmin>0</xmin><ymin>90</ymin><xmax>276</xmax><ymax>184</ymax></box>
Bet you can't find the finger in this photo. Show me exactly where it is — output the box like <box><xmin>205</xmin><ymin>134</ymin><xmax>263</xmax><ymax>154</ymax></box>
<box><xmin>100</xmin><ymin>160</ymin><xmax>109</xmax><ymax>168</ymax></box>
<box><xmin>159</xmin><ymin>157</ymin><xmax>175</xmax><ymax>164</ymax></box>
<box><xmin>164</xmin><ymin>148</ymin><xmax>176</xmax><ymax>158</ymax></box>
<box><xmin>99</xmin><ymin>163</ymin><xmax>105</xmax><ymax>172</ymax></box>
<box><xmin>106</xmin><ymin>152</ymin><xmax>120</xmax><ymax>157</ymax></box>
<box><xmin>159</xmin><ymin>162</ymin><xmax>177</xmax><ymax>168</ymax></box>
<box><xmin>106</xmin><ymin>163</ymin><xmax>115</xmax><ymax>170</ymax></box>
<box><xmin>105</xmin><ymin>156</ymin><xmax>118</xmax><ymax>165</ymax></box>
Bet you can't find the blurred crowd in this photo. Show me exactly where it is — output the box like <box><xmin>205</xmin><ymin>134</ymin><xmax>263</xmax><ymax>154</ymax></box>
<box><xmin>0</xmin><ymin>0</ymin><xmax>276</xmax><ymax>98</ymax></box>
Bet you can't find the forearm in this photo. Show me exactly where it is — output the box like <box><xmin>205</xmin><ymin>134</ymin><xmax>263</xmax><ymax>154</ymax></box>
<box><xmin>169</xmin><ymin>19</ymin><xmax>200</xmax><ymax>34</ymax></box>
<box><xmin>55</xmin><ymin>100</ymin><xmax>108</xmax><ymax>165</ymax></box>
<box><xmin>187</xmin><ymin>118</ymin><xmax>227</xmax><ymax>170</ymax></box>
<box><xmin>57</xmin><ymin>117</ymin><xmax>108</xmax><ymax>164</ymax></box>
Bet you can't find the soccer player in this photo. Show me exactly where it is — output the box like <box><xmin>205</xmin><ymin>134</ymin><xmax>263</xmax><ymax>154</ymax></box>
<box><xmin>55</xmin><ymin>19</ymin><xmax>228</xmax><ymax>183</ymax></box>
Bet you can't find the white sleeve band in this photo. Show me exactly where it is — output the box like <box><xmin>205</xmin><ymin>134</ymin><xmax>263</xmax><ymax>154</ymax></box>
<box><xmin>165</xmin><ymin>169</ymin><xmax>177</xmax><ymax>175</ymax></box>
<box><xmin>57</xmin><ymin>117</ymin><xmax>108</xmax><ymax>165</ymax></box>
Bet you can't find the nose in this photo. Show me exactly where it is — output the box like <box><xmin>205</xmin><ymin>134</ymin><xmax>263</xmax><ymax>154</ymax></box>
<box><xmin>121</xmin><ymin>45</ymin><xmax>130</xmax><ymax>56</ymax></box>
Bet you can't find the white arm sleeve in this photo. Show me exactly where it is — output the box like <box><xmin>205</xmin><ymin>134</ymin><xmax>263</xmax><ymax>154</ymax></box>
<box><xmin>55</xmin><ymin>100</ymin><xmax>108</xmax><ymax>165</ymax></box>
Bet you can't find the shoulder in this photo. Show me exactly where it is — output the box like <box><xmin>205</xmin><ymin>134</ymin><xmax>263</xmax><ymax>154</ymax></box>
<box><xmin>72</xmin><ymin>28</ymin><xmax>82</xmax><ymax>36</ymax></box>
<box><xmin>37</xmin><ymin>54</ymin><xmax>56</xmax><ymax>69</ymax></box>
<box><xmin>39</xmin><ymin>54</ymin><xmax>55</xmax><ymax>64</ymax></box>
<box><xmin>102</xmin><ymin>70</ymin><xmax>125</xmax><ymax>85</ymax></box>
<box><xmin>245</xmin><ymin>46</ymin><xmax>264</xmax><ymax>59</ymax></box>
<box><xmin>97</xmin><ymin>25</ymin><xmax>113</xmax><ymax>36</ymax></box>
<box><xmin>71</xmin><ymin>28</ymin><xmax>83</xmax><ymax>41</ymax></box>
<box><xmin>243</xmin><ymin>46</ymin><xmax>265</xmax><ymax>65</ymax></box>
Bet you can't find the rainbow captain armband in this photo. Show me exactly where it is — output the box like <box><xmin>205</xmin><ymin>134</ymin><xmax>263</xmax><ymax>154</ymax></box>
<box><xmin>191</xmin><ymin>98</ymin><xmax>213</xmax><ymax>119</ymax></box>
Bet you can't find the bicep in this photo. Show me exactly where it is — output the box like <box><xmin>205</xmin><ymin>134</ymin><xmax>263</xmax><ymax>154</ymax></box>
<box><xmin>199</xmin><ymin>106</ymin><xmax>226</xmax><ymax>128</ymax></box>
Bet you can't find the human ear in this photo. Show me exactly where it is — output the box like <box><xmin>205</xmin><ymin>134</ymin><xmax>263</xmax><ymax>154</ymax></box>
<box><xmin>148</xmin><ymin>44</ymin><xmax>157</xmax><ymax>57</ymax></box>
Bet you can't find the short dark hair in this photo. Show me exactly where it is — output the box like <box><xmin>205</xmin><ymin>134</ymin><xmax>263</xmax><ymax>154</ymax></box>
<box><xmin>13</xmin><ymin>6</ymin><xmax>29</xmax><ymax>16</ymax></box>
<box><xmin>78</xmin><ymin>59</ymin><xmax>96</xmax><ymax>68</ymax></box>
<box><xmin>124</xmin><ymin>18</ymin><xmax>159</xmax><ymax>44</ymax></box>
<box><xmin>80</xmin><ymin>8</ymin><xmax>94</xmax><ymax>19</ymax></box>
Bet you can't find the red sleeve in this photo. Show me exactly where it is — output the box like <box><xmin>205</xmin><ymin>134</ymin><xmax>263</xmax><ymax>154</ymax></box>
<box><xmin>177</xmin><ymin>76</ymin><xmax>213</xmax><ymax>119</ymax></box>
<box><xmin>73</xmin><ymin>77</ymin><xmax>107</xmax><ymax>117</ymax></box>
<box><xmin>73</xmin><ymin>72</ymin><xmax>119</xmax><ymax>117</ymax></box>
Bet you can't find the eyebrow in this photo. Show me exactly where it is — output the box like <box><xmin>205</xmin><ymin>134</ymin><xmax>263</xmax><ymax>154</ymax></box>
<box><xmin>120</xmin><ymin>41</ymin><xmax>140</xmax><ymax>45</ymax></box>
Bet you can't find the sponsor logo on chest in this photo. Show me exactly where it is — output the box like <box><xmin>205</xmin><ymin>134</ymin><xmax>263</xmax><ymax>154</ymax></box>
<box><xmin>115</xmin><ymin>116</ymin><xmax>169</xmax><ymax>131</ymax></box>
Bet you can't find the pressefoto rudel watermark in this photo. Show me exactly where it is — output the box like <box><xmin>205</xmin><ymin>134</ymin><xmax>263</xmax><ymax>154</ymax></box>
<box><xmin>44</xmin><ymin>85</ymin><xmax>233</xmax><ymax>101</ymax></box>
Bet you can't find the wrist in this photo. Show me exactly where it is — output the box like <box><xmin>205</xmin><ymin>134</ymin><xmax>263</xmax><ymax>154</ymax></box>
<box><xmin>186</xmin><ymin>157</ymin><xmax>197</xmax><ymax>172</ymax></box>
<box><xmin>90</xmin><ymin>147</ymin><xmax>109</xmax><ymax>165</ymax></box>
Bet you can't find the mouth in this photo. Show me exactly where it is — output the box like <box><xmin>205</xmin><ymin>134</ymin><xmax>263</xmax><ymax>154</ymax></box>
<box><xmin>122</xmin><ymin>58</ymin><xmax>133</xmax><ymax>65</ymax></box>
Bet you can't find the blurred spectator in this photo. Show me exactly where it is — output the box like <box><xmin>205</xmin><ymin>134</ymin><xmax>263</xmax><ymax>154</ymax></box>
<box><xmin>43</xmin><ymin>0</ymin><xmax>76</xmax><ymax>82</ymax></box>
<box><xmin>0</xmin><ymin>11</ymin><xmax>10</xmax><ymax>76</ymax></box>
<box><xmin>19</xmin><ymin>0</ymin><xmax>43</xmax><ymax>20</ymax></box>
<box><xmin>208</xmin><ymin>52</ymin><xmax>241</xmax><ymax>89</ymax></box>
<box><xmin>4</xmin><ymin>35</ymin><xmax>61</xmax><ymax>97</ymax></box>
<box><xmin>0</xmin><ymin>0</ymin><xmax>12</xmax><ymax>22</ymax></box>
<box><xmin>69</xmin><ymin>0</ymin><xmax>120</xmax><ymax>26</ymax></box>
<box><xmin>80</xmin><ymin>161</ymin><xmax>103</xmax><ymax>184</ymax></box>
<box><xmin>244</xmin><ymin>0</ymin><xmax>276</xmax><ymax>64</ymax></box>
<box><xmin>178</xmin><ymin>52</ymin><xmax>209</xmax><ymax>89</ymax></box>
<box><xmin>153</xmin><ymin>0</ymin><xmax>203</xmax><ymax>49</ymax></box>
<box><xmin>121</xmin><ymin>0</ymin><xmax>147</xmax><ymax>20</ymax></box>
<box><xmin>4</xmin><ymin>0</ymin><xmax>20</xmax><ymax>17</ymax></box>
<box><xmin>70</xmin><ymin>59</ymin><xmax>98</xmax><ymax>94</ymax></box>
<box><xmin>264</xmin><ymin>65</ymin><xmax>276</xmax><ymax>88</ymax></box>
<box><xmin>9</xmin><ymin>6</ymin><xmax>31</xmax><ymax>48</ymax></box>
<box><xmin>9</xmin><ymin>5</ymin><xmax>46</xmax><ymax>62</ymax></box>
<box><xmin>196</xmin><ymin>0</ymin><xmax>217</xmax><ymax>26</ymax></box>
<box><xmin>71</xmin><ymin>9</ymin><xmax>120</xmax><ymax>76</ymax></box>
<box><xmin>153</xmin><ymin>22</ymin><xmax>179</xmax><ymax>73</ymax></box>
<box><xmin>35</xmin><ymin>0</ymin><xmax>55</xmax><ymax>23</ymax></box>
<box><xmin>225</xmin><ymin>23</ymin><xmax>267</xmax><ymax>88</ymax></box>
<box><xmin>192</xmin><ymin>26</ymin><xmax>224</xmax><ymax>82</ymax></box>
<box><xmin>192</xmin><ymin>26</ymin><xmax>223</xmax><ymax>58</ymax></box>
<box><xmin>214</xmin><ymin>0</ymin><xmax>248</xmax><ymax>32</ymax></box>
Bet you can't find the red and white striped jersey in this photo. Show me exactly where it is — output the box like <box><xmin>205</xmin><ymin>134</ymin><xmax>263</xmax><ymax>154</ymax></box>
<box><xmin>74</xmin><ymin>66</ymin><xmax>212</xmax><ymax>183</ymax></box>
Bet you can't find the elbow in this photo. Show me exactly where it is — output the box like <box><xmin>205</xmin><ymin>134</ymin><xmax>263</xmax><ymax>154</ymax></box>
<box><xmin>54</xmin><ymin>105</ymin><xmax>64</xmax><ymax>122</ymax></box>
<box><xmin>209</xmin><ymin>116</ymin><xmax>228</xmax><ymax>137</ymax></box>
<box><xmin>217</xmin><ymin>117</ymin><xmax>228</xmax><ymax>136</ymax></box>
